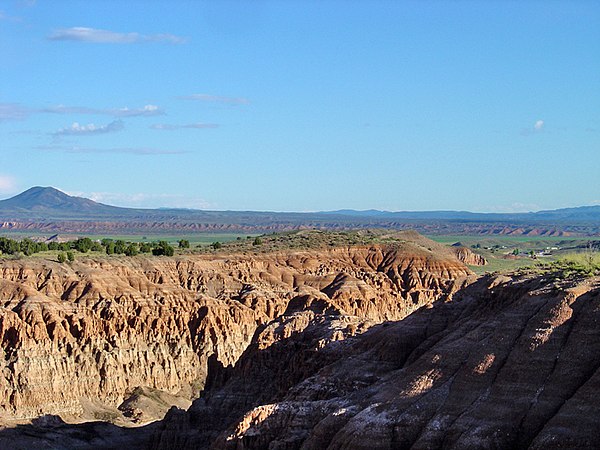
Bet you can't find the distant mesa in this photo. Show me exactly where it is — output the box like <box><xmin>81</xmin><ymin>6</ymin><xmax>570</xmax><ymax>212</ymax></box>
<box><xmin>0</xmin><ymin>187</ymin><xmax>599</xmax><ymax>235</ymax></box>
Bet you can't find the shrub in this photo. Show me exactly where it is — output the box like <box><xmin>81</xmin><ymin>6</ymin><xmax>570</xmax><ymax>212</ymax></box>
<box><xmin>114</xmin><ymin>240</ymin><xmax>127</xmax><ymax>254</ymax></box>
<box><xmin>57</xmin><ymin>253</ymin><xmax>66</xmax><ymax>263</ymax></box>
<box><xmin>139</xmin><ymin>242</ymin><xmax>153</xmax><ymax>253</ymax></box>
<box><xmin>74</xmin><ymin>237</ymin><xmax>93</xmax><ymax>253</ymax></box>
<box><xmin>105</xmin><ymin>242</ymin><xmax>116</xmax><ymax>255</ymax></box>
<box><xmin>152</xmin><ymin>241</ymin><xmax>174</xmax><ymax>256</ymax></box>
<box><xmin>124</xmin><ymin>244</ymin><xmax>138</xmax><ymax>257</ymax></box>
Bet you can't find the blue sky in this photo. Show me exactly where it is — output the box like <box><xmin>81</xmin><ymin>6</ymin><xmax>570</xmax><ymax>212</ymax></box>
<box><xmin>0</xmin><ymin>1</ymin><xmax>598</xmax><ymax>212</ymax></box>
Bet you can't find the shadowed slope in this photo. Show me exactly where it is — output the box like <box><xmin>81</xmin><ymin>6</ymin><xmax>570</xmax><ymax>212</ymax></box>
<box><xmin>149</xmin><ymin>273</ymin><xmax>600</xmax><ymax>450</ymax></box>
<box><xmin>1</xmin><ymin>272</ymin><xmax>599</xmax><ymax>448</ymax></box>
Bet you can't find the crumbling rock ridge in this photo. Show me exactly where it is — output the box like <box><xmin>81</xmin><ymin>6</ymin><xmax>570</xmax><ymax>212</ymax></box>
<box><xmin>2</xmin><ymin>237</ymin><xmax>600</xmax><ymax>449</ymax></box>
<box><xmin>452</xmin><ymin>245</ymin><xmax>487</xmax><ymax>266</ymax></box>
<box><xmin>0</xmin><ymin>233</ymin><xmax>471</xmax><ymax>423</ymax></box>
<box><xmin>4</xmin><ymin>269</ymin><xmax>598</xmax><ymax>449</ymax></box>
<box><xmin>145</xmin><ymin>272</ymin><xmax>600</xmax><ymax>450</ymax></box>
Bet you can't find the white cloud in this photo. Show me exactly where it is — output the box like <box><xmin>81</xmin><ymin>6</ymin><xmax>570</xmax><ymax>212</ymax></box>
<box><xmin>68</xmin><ymin>191</ymin><xmax>212</xmax><ymax>209</ymax></box>
<box><xmin>0</xmin><ymin>175</ymin><xmax>16</xmax><ymax>194</ymax></box>
<box><xmin>36</xmin><ymin>145</ymin><xmax>185</xmax><ymax>155</ymax></box>
<box><xmin>150</xmin><ymin>122</ymin><xmax>219</xmax><ymax>130</ymax></box>
<box><xmin>53</xmin><ymin>119</ymin><xmax>124</xmax><ymax>136</ymax></box>
<box><xmin>42</xmin><ymin>104</ymin><xmax>164</xmax><ymax>117</ymax></box>
<box><xmin>48</xmin><ymin>27</ymin><xmax>186</xmax><ymax>44</ymax></box>
<box><xmin>115</xmin><ymin>104</ymin><xmax>162</xmax><ymax>117</ymax></box>
<box><xmin>520</xmin><ymin>119</ymin><xmax>546</xmax><ymax>136</ymax></box>
<box><xmin>179</xmin><ymin>94</ymin><xmax>250</xmax><ymax>105</ymax></box>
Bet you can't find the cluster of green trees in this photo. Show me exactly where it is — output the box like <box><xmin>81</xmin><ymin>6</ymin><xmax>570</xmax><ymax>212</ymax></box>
<box><xmin>0</xmin><ymin>237</ymin><xmax>50</xmax><ymax>256</ymax></box>
<box><xmin>0</xmin><ymin>236</ymin><xmax>175</xmax><ymax>258</ymax></box>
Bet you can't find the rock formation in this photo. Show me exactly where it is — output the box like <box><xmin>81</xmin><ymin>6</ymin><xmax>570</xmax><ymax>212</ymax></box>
<box><xmin>148</xmin><ymin>272</ymin><xmax>600</xmax><ymax>450</ymax></box>
<box><xmin>1</xmin><ymin>237</ymin><xmax>599</xmax><ymax>449</ymax></box>
<box><xmin>0</xmin><ymin>232</ymin><xmax>471</xmax><ymax>424</ymax></box>
<box><xmin>452</xmin><ymin>245</ymin><xmax>487</xmax><ymax>266</ymax></box>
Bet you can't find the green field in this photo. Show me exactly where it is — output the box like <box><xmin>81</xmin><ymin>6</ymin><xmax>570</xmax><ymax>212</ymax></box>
<box><xmin>0</xmin><ymin>232</ymin><xmax>257</xmax><ymax>247</ymax></box>
<box><xmin>428</xmin><ymin>235</ymin><xmax>600</xmax><ymax>275</ymax></box>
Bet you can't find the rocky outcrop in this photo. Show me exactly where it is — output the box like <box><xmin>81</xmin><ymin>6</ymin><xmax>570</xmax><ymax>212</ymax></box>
<box><xmin>452</xmin><ymin>246</ymin><xmax>487</xmax><ymax>266</ymax></box>
<box><xmin>2</xmin><ymin>261</ymin><xmax>599</xmax><ymax>448</ymax></box>
<box><xmin>0</xmin><ymin>234</ymin><xmax>471</xmax><ymax>422</ymax></box>
<box><xmin>147</xmin><ymin>273</ymin><xmax>600</xmax><ymax>450</ymax></box>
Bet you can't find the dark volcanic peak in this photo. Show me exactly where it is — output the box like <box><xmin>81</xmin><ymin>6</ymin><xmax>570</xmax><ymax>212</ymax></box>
<box><xmin>0</xmin><ymin>186</ymin><xmax>121</xmax><ymax>216</ymax></box>
<box><xmin>4</xmin><ymin>186</ymin><xmax>90</xmax><ymax>209</ymax></box>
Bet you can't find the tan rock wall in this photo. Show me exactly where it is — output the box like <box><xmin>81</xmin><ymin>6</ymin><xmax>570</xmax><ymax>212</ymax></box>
<box><xmin>0</xmin><ymin>243</ymin><xmax>471</xmax><ymax>419</ymax></box>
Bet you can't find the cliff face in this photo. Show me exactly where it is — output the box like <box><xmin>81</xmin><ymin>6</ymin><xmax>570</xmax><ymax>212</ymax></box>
<box><xmin>2</xmin><ymin>242</ymin><xmax>599</xmax><ymax>449</ymax></box>
<box><xmin>150</xmin><ymin>273</ymin><xmax>600</xmax><ymax>450</ymax></box>
<box><xmin>0</xmin><ymin>236</ymin><xmax>471</xmax><ymax>421</ymax></box>
<box><xmin>452</xmin><ymin>246</ymin><xmax>487</xmax><ymax>266</ymax></box>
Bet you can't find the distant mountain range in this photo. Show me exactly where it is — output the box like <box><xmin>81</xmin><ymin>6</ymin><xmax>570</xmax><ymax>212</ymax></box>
<box><xmin>322</xmin><ymin>206</ymin><xmax>600</xmax><ymax>222</ymax></box>
<box><xmin>0</xmin><ymin>187</ymin><xmax>599</xmax><ymax>235</ymax></box>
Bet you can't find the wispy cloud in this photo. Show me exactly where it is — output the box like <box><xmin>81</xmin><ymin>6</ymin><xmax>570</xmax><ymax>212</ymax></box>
<box><xmin>0</xmin><ymin>175</ymin><xmax>17</xmax><ymax>194</ymax></box>
<box><xmin>36</xmin><ymin>145</ymin><xmax>185</xmax><ymax>155</ymax></box>
<box><xmin>2</xmin><ymin>102</ymin><xmax>164</xmax><ymax>123</ymax></box>
<box><xmin>150</xmin><ymin>122</ymin><xmax>219</xmax><ymax>130</ymax></box>
<box><xmin>179</xmin><ymin>94</ymin><xmax>250</xmax><ymax>105</ymax></box>
<box><xmin>0</xmin><ymin>10</ymin><xmax>22</xmax><ymax>22</ymax></box>
<box><xmin>0</xmin><ymin>103</ymin><xmax>29</xmax><ymax>121</ymax></box>
<box><xmin>521</xmin><ymin>119</ymin><xmax>545</xmax><ymax>137</ymax></box>
<box><xmin>42</xmin><ymin>104</ymin><xmax>164</xmax><ymax>117</ymax></box>
<box><xmin>53</xmin><ymin>120</ymin><xmax>124</xmax><ymax>136</ymax></box>
<box><xmin>67</xmin><ymin>191</ymin><xmax>212</xmax><ymax>209</ymax></box>
<box><xmin>48</xmin><ymin>27</ymin><xmax>187</xmax><ymax>44</ymax></box>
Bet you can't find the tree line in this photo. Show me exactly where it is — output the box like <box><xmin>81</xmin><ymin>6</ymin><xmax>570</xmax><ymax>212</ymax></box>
<box><xmin>0</xmin><ymin>237</ymin><xmax>176</xmax><ymax>258</ymax></box>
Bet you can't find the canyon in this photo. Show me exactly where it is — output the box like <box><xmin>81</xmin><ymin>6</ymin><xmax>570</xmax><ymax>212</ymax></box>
<box><xmin>0</xmin><ymin>230</ymin><xmax>598</xmax><ymax>449</ymax></box>
<box><xmin>0</xmin><ymin>232</ymin><xmax>472</xmax><ymax>424</ymax></box>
